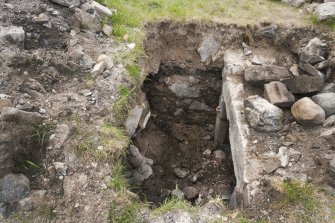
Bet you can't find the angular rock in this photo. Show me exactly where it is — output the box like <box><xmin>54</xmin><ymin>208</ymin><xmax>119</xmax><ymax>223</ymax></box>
<box><xmin>18</xmin><ymin>190</ymin><xmax>47</xmax><ymax>211</ymax></box>
<box><xmin>242</xmin><ymin>42</ymin><xmax>252</xmax><ymax>56</ymax></box>
<box><xmin>277</xmin><ymin>147</ymin><xmax>289</xmax><ymax>168</ymax></box>
<box><xmin>323</xmin><ymin>115</ymin><xmax>335</xmax><ymax>127</ymax></box>
<box><xmin>281</xmin><ymin>0</ymin><xmax>305</xmax><ymax>7</ymax></box>
<box><xmin>198</xmin><ymin>34</ymin><xmax>221</xmax><ymax>63</ymax></box>
<box><xmin>289</xmin><ymin>64</ymin><xmax>300</xmax><ymax>76</ymax></box>
<box><xmin>264</xmin><ymin>81</ymin><xmax>295</xmax><ymax>108</ymax></box>
<box><xmin>102</xmin><ymin>24</ymin><xmax>112</xmax><ymax>37</ymax></box>
<box><xmin>171</xmin><ymin>186</ymin><xmax>184</xmax><ymax>200</ymax></box>
<box><xmin>301</xmin><ymin>37</ymin><xmax>327</xmax><ymax>58</ymax></box>
<box><xmin>169</xmin><ymin>83</ymin><xmax>200</xmax><ymax>98</ymax></box>
<box><xmin>129</xmin><ymin>145</ymin><xmax>153</xmax><ymax>168</ymax></box>
<box><xmin>259</xmin><ymin>25</ymin><xmax>277</xmax><ymax>39</ymax></box>
<box><xmin>316</xmin><ymin>2</ymin><xmax>335</xmax><ymax>21</ymax></box>
<box><xmin>1</xmin><ymin>107</ymin><xmax>47</xmax><ymax>124</ymax></box>
<box><xmin>312</xmin><ymin>93</ymin><xmax>335</xmax><ymax>117</ymax></box>
<box><xmin>125</xmin><ymin>106</ymin><xmax>143</xmax><ymax>137</ymax></box>
<box><xmin>283</xmin><ymin>75</ymin><xmax>324</xmax><ymax>93</ymax></box>
<box><xmin>299</xmin><ymin>53</ymin><xmax>325</xmax><ymax>64</ymax></box>
<box><xmin>0</xmin><ymin>26</ymin><xmax>25</xmax><ymax>43</ymax></box>
<box><xmin>183</xmin><ymin>186</ymin><xmax>199</xmax><ymax>201</ymax></box>
<box><xmin>0</xmin><ymin>99</ymin><xmax>12</xmax><ymax>111</ymax></box>
<box><xmin>322</xmin><ymin>83</ymin><xmax>335</xmax><ymax>93</ymax></box>
<box><xmin>188</xmin><ymin>101</ymin><xmax>212</xmax><ymax>112</ymax></box>
<box><xmin>49</xmin><ymin>124</ymin><xmax>75</xmax><ymax>150</ymax></box>
<box><xmin>263</xmin><ymin>153</ymin><xmax>281</xmax><ymax>174</ymax></box>
<box><xmin>91</xmin><ymin>1</ymin><xmax>113</xmax><ymax>17</ymax></box>
<box><xmin>320</xmin><ymin>127</ymin><xmax>335</xmax><ymax>143</ymax></box>
<box><xmin>244</xmin><ymin>95</ymin><xmax>283</xmax><ymax>132</ymax></box>
<box><xmin>52</xmin><ymin>59</ymin><xmax>73</xmax><ymax>75</ymax></box>
<box><xmin>298</xmin><ymin>62</ymin><xmax>324</xmax><ymax>79</ymax></box>
<box><xmin>0</xmin><ymin>174</ymin><xmax>30</xmax><ymax>204</ymax></box>
<box><xmin>213</xmin><ymin>150</ymin><xmax>226</xmax><ymax>160</ymax></box>
<box><xmin>50</xmin><ymin>0</ymin><xmax>80</xmax><ymax>7</ymax></box>
<box><xmin>315</xmin><ymin>60</ymin><xmax>329</xmax><ymax>70</ymax></box>
<box><xmin>174</xmin><ymin>168</ymin><xmax>188</xmax><ymax>179</ymax></box>
<box><xmin>53</xmin><ymin>162</ymin><xmax>67</xmax><ymax>176</ymax></box>
<box><xmin>74</xmin><ymin>8</ymin><xmax>101</xmax><ymax>32</ymax></box>
<box><xmin>330</xmin><ymin>158</ymin><xmax>335</xmax><ymax>174</ymax></box>
<box><xmin>34</xmin><ymin>13</ymin><xmax>49</xmax><ymax>23</ymax></box>
<box><xmin>244</xmin><ymin>65</ymin><xmax>291</xmax><ymax>85</ymax></box>
<box><xmin>97</xmin><ymin>54</ymin><xmax>113</xmax><ymax>69</ymax></box>
<box><xmin>291</xmin><ymin>97</ymin><xmax>325</xmax><ymax>126</ymax></box>
<box><xmin>91</xmin><ymin>62</ymin><xmax>105</xmax><ymax>75</ymax></box>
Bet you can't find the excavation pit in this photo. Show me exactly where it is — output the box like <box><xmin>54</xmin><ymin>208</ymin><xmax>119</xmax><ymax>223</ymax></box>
<box><xmin>126</xmin><ymin>21</ymin><xmax>335</xmax><ymax>210</ymax></box>
<box><xmin>131</xmin><ymin>65</ymin><xmax>236</xmax><ymax>205</ymax></box>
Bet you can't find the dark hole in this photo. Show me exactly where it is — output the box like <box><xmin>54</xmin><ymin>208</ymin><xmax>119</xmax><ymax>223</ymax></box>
<box><xmin>131</xmin><ymin>64</ymin><xmax>236</xmax><ymax>206</ymax></box>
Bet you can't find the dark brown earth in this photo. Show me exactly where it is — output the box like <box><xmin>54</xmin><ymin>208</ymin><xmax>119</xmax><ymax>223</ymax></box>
<box><xmin>132</xmin><ymin>65</ymin><xmax>236</xmax><ymax>205</ymax></box>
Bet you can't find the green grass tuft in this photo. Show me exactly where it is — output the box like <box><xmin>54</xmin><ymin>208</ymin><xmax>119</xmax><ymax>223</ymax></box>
<box><xmin>112</xmin><ymin>84</ymin><xmax>134</xmax><ymax>122</ymax></box>
<box><xmin>151</xmin><ymin>197</ymin><xmax>194</xmax><ymax>215</ymax></box>
<box><xmin>108</xmin><ymin>159</ymin><xmax>128</xmax><ymax>192</ymax></box>
<box><xmin>126</xmin><ymin>63</ymin><xmax>141</xmax><ymax>81</ymax></box>
<box><xmin>282</xmin><ymin>181</ymin><xmax>318</xmax><ymax>212</ymax></box>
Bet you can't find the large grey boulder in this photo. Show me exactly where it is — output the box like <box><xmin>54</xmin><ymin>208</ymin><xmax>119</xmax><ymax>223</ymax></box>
<box><xmin>312</xmin><ymin>93</ymin><xmax>335</xmax><ymax>117</ymax></box>
<box><xmin>283</xmin><ymin>75</ymin><xmax>324</xmax><ymax>93</ymax></box>
<box><xmin>74</xmin><ymin>8</ymin><xmax>101</xmax><ymax>32</ymax></box>
<box><xmin>244</xmin><ymin>65</ymin><xmax>291</xmax><ymax>85</ymax></box>
<box><xmin>0</xmin><ymin>174</ymin><xmax>30</xmax><ymax>204</ymax></box>
<box><xmin>298</xmin><ymin>62</ymin><xmax>324</xmax><ymax>79</ymax></box>
<box><xmin>169</xmin><ymin>83</ymin><xmax>200</xmax><ymax>98</ymax></box>
<box><xmin>264</xmin><ymin>81</ymin><xmax>295</xmax><ymax>107</ymax></box>
<box><xmin>1</xmin><ymin>107</ymin><xmax>47</xmax><ymax>124</ymax></box>
<box><xmin>0</xmin><ymin>26</ymin><xmax>25</xmax><ymax>44</ymax></box>
<box><xmin>128</xmin><ymin>145</ymin><xmax>153</xmax><ymax>184</ymax></box>
<box><xmin>301</xmin><ymin>37</ymin><xmax>328</xmax><ymax>58</ymax></box>
<box><xmin>322</xmin><ymin>83</ymin><xmax>335</xmax><ymax>93</ymax></box>
<box><xmin>48</xmin><ymin>124</ymin><xmax>75</xmax><ymax>150</ymax></box>
<box><xmin>50</xmin><ymin>0</ymin><xmax>80</xmax><ymax>7</ymax></box>
<box><xmin>291</xmin><ymin>97</ymin><xmax>325</xmax><ymax>126</ymax></box>
<box><xmin>316</xmin><ymin>2</ymin><xmax>335</xmax><ymax>21</ymax></box>
<box><xmin>281</xmin><ymin>0</ymin><xmax>305</xmax><ymax>7</ymax></box>
<box><xmin>244</xmin><ymin>95</ymin><xmax>283</xmax><ymax>132</ymax></box>
<box><xmin>198</xmin><ymin>34</ymin><xmax>221</xmax><ymax>63</ymax></box>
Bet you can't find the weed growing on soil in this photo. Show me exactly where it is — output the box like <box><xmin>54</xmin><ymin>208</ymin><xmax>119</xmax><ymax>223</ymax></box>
<box><xmin>112</xmin><ymin>84</ymin><xmax>134</xmax><ymax>122</ymax></box>
<box><xmin>281</xmin><ymin>181</ymin><xmax>318</xmax><ymax>211</ymax></box>
<box><xmin>108</xmin><ymin>159</ymin><xmax>128</xmax><ymax>192</ymax></box>
<box><xmin>32</xmin><ymin>122</ymin><xmax>53</xmax><ymax>148</ymax></box>
<box><xmin>311</xmin><ymin>14</ymin><xmax>335</xmax><ymax>30</ymax></box>
<box><xmin>151</xmin><ymin>197</ymin><xmax>194</xmax><ymax>215</ymax></box>
<box><xmin>100</xmin><ymin>124</ymin><xmax>130</xmax><ymax>159</ymax></box>
<box><xmin>37</xmin><ymin>204</ymin><xmax>57</xmax><ymax>220</ymax></box>
<box><xmin>126</xmin><ymin>63</ymin><xmax>141</xmax><ymax>82</ymax></box>
<box><xmin>109</xmin><ymin>197</ymin><xmax>143</xmax><ymax>223</ymax></box>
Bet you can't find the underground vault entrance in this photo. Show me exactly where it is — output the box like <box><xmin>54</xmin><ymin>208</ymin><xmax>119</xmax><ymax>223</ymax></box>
<box><xmin>130</xmin><ymin>64</ymin><xmax>236</xmax><ymax>205</ymax></box>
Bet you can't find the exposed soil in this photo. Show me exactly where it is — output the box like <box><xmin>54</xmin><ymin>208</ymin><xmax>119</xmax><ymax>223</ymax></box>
<box><xmin>131</xmin><ymin>65</ymin><xmax>236</xmax><ymax>205</ymax></box>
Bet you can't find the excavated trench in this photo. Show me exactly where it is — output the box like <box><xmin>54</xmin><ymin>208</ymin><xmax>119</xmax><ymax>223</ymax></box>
<box><xmin>132</xmin><ymin>65</ymin><xmax>235</xmax><ymax>205</ymax></box>
<box><xmin>126</xmin><ymin>21</ymin><xmax>335</xmax><ymax>209</ymax></box>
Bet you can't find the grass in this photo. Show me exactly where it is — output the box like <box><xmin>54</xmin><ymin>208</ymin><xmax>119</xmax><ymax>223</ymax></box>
<box><xmin>311</xmin><ymin>14</ymin><xmax>335</xmax><ymax>30</ymax></box>
<box><xmin>109</xmin><ymin>198</ymin><xmax>143</xmax><ymax>223</ymax></box>
<box><xmin>281</xmin><ymin>181</ymin><xmax>318</xmax><ymax>212</ymax></box>
<box><xmin>126</xmin><ymin>63</ymin><xmax>142</xmax><ymax>82</ymax></box>
<box><xmin>108</xmin><ymin>159</ymin><xmax>129</xmax><ymax>192</ymax></box>
<box><xmin>32</xmin><ymin>122</ymin><xmax>53</xmax><ymax>148</ymax></box>
<box><xmin>112</xmin><ymin>84</ymin><xmax>134</xmax><ymax>122</ymax></box>
<box><xmin>72</xmin><ymin>121</ymin><xmax>129</xmax><ymax>161</ymax></box>
<box><xmin>151</xmin><ymin>197</ymin><xmax>194</xmax><ymax>216</ymax></box>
